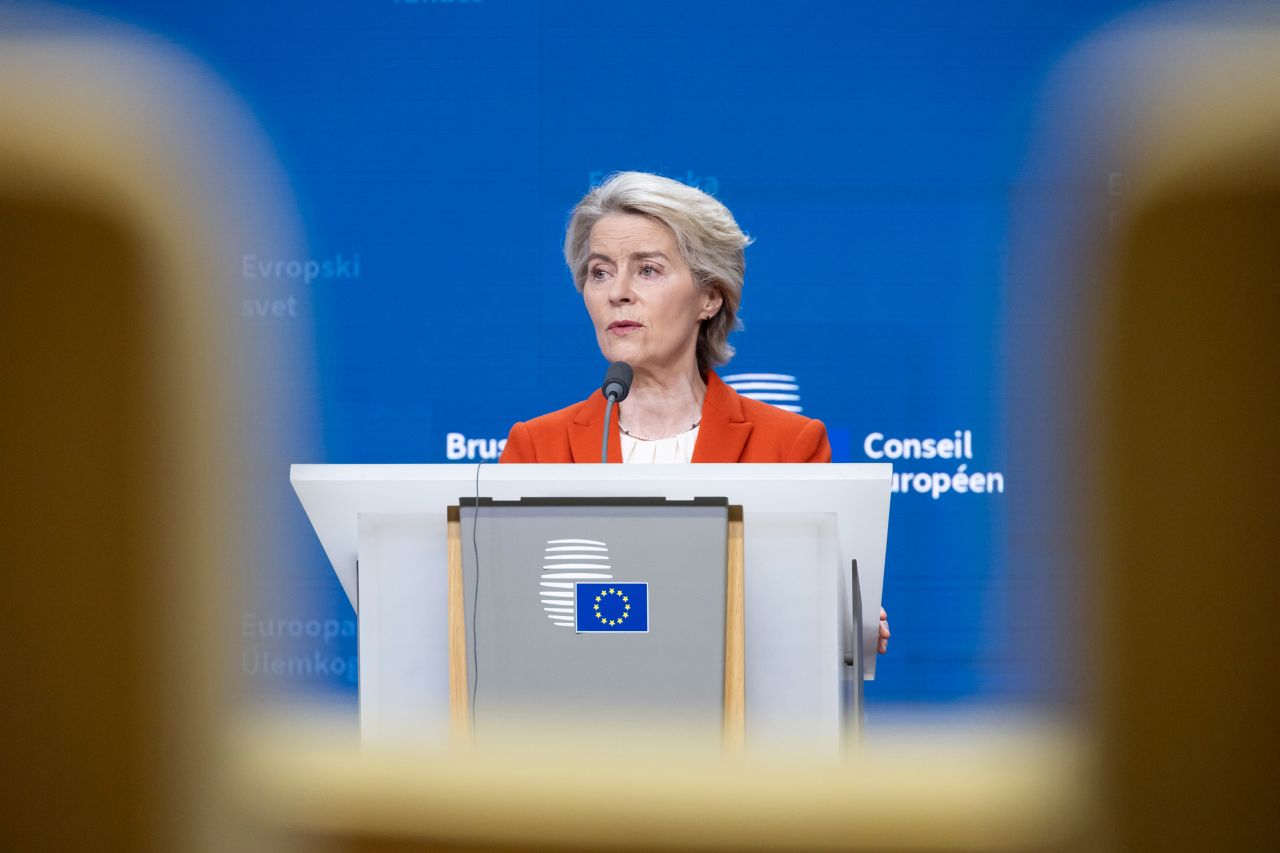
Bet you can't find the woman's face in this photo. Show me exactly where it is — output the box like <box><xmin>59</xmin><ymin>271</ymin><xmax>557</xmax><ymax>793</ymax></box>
<box><xmin>582</xmin><ymin>213</ymin><xmax>722</xmax><ymax>376</ymax></box>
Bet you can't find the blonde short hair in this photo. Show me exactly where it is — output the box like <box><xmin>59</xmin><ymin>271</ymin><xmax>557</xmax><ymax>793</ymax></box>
<box><xmin>564</xmin><ymin>171</ymin><xmax>751</xmax><ymax>372</ymax></box>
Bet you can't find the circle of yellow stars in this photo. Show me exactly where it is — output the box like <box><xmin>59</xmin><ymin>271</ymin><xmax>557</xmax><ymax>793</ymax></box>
<box><xmin>592</xmin><ymin>587</ymin><xmax>631</xmax><ymax>627</ymax></box>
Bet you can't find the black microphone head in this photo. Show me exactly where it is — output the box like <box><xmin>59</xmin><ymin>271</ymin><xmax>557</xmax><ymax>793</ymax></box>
<box><xmin>601</xmin><ymin>361</ymin><xmax>633</xmax><ymax>403</ymax></box>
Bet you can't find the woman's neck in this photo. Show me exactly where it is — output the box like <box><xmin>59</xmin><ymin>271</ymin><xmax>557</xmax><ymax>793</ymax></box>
<box><xmin>617</xmin><ymin>364</ymin><xmax>707</xmax><ymax>440</ymax></box>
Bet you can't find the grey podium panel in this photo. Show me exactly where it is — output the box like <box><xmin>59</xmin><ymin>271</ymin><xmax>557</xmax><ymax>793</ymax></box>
<box><xmin>459</xmin><ymin>501</ymin><xmax>729</xmax><ymax>731</ymax></box>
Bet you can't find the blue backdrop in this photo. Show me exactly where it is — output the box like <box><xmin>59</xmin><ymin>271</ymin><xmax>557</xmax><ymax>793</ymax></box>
<box><xmin>68</xmin><ymin>0</ymin><xmax>1142</xmax><ymax>710</ymax></box>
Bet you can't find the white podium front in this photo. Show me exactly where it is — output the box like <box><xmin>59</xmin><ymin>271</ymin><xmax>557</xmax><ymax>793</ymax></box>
<box><xmin>291</xmin><ymin>463</ymin><xmax>891</xmax><ymax>750</ymax></box>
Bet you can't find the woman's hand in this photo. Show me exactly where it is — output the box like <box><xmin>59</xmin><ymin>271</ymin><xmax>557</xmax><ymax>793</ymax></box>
<box><xmin>878</xmin><ymin>607</ymin><xmax>890</xmax><ymax>654</ymax></box>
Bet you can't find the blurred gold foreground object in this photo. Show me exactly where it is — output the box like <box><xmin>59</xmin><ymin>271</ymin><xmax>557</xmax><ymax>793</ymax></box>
<box><xmin>231</xmin><ymin>712</ymin><xmax>1091</xmax><ymax>852</ymax></box>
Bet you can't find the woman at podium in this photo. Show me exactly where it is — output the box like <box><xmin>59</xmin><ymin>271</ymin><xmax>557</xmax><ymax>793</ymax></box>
<box><xmin>500</xmin><ymin>171</ymin><xmax>829</xmax><ymax>465</ymax></box>
<box><xmin>500</xmin><ymin>171</ymin><xmax>889</xmax><ymax>652</ymax></box>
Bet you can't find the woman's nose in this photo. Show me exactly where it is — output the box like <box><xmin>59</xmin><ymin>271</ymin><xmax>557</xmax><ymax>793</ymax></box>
<box><xmin>607</xmin><ymin>271</ymin><xmax>635</xmax><ymax>303</ymax></box>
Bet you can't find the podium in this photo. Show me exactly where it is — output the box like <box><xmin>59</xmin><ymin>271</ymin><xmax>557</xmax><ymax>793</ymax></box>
<box><xmin>291</xmin><ymin>463</ymin><xmax>891</xmax><ymax>751</ymax></box>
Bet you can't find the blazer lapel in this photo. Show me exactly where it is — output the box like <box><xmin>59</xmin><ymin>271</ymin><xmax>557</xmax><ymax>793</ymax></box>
<box><xmin>569</xmin><ymin>393</ymin><xmax>622</xmax><ymax>463</ymax></box>
<box><xmin>692</xmin><ymin>372</ymin><xmax>753</xmax><ymax>463</ymax></box>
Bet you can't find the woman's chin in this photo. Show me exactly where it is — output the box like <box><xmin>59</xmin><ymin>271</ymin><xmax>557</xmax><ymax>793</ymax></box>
<box><xmin>600</xmin><ymin>342</ymin><xmax>644</xmax><ymax>367</ymax></box>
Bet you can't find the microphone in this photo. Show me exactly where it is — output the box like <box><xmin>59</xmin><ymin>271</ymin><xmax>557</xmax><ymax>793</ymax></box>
<box><xmin>601</xmin><ymin>361</ymin><xmax>633</xmax><ymax>404</ymax></box>
<box><xmin>599</xmin><ymin>362</ymin><xmax>632</xmax><ymax>463</ymax></box>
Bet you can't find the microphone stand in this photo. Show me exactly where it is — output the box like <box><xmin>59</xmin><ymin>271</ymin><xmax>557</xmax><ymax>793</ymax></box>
<box><xmin>602</xmin><ymin>394</ymin><xmax>618</xmax><ymax>464</ymax></box>
<box><xmin>599</xmin><ymin>361</ymin><xmax>632</xmax><ymax>464</ymax></box>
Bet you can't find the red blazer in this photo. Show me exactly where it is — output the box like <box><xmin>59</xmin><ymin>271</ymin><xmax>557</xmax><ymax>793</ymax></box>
<box><xmin>500</xmin><ymin>372</ymin><xmax>831</xmax><ymax>463</ymax></box>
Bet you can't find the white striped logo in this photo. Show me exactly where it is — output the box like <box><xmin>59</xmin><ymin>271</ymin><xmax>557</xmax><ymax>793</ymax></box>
<box><xmin>720</xmin><ymin>373</ymin><xmax>803</xmax><ymax>413</ymax></box>
<box><xmin>538</xmin><ymin>538</ymin><xmax>614</xmax><ymax>629</ymax></box>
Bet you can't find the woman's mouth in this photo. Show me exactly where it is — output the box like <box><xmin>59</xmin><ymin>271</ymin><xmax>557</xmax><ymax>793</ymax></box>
<box><xmin>607</xmin><ymin>320</ymin><xmax>643</xmax><ymax>337</ymax></box>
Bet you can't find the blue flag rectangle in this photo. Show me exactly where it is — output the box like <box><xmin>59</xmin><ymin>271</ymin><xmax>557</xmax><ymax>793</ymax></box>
<box><xmin>575</xmin><ymin>582</ymin><xmax>649</xmax><ymax>633</ymax></box>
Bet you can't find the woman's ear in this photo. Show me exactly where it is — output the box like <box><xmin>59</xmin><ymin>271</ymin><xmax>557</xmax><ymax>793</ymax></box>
<box><xmin>702</xmin><ymin>289</ymin><xmax>724</xmax><ymax>320</ymax></box>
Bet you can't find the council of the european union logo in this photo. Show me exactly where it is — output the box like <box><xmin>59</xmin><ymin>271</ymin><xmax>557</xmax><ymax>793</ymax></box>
<box><xmin>574</xmin><ymin>583</ymin><xmax>649</xmax><ymax>633</ymax></box>
<box><xmin>721</xmin><ymin>372</ymin><xmax>803</xmax><ymax>413</ymax></box>
<box><xmin>539</xmin><ymin>538</ymin><xmax>614</xmax><ymax>629</ymax></box>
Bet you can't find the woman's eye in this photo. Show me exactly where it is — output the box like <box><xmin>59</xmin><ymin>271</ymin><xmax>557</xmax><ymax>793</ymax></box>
<box><xmin>639</xmin><ymin>264</ymin><xmax>657</xmax><ymax>277</ymax></box>
<box><xmin>590</xmin><ymin>267</ymin><xmax>609</xmax><ymax>281</ymax></box>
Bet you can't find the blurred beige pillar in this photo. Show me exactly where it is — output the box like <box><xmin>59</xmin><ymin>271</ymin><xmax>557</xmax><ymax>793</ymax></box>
<box><xmin>0</xmin><ymin>13</ymin><xmax>302</xmax><ymax>852</ymax></box>
<box><xmin>1014</xmin><ymin>11</ymin><xmax>1280</xmax><ymax>851</ymax></box>
<box><xmin>1083</xmin><ymin>23</ymin><xmax>1280</xmax><ymax>853</ymax></box>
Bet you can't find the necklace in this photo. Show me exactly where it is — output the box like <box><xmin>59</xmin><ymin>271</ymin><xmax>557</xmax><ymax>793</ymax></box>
<box><xmin>618</xmin><ymin>419</ymin><xmax>701</xmax><ymax>442</ymax></box>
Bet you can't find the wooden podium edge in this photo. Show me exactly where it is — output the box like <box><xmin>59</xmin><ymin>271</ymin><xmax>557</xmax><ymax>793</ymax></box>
<box><xmin>724</xmin><ymin>505</ymin><xmax>745</xmax><ymax>751</ymax></box>
<box><xmin>446</xmin><ymin>506</ymin><xmax>470</xmax><ymax>738</ymax></box>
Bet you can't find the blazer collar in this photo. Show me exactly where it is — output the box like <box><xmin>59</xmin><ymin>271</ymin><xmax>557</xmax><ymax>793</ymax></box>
<box><xmin>569</xmin><ymin>390</ymin><xmax>622</xmax><ymax>463</ymax></box>
<box><xmin>691</xmin><ymin>372</ymin><xmax>753</xmax><ymax>462</ymax></box>
<box><xmin>567</xmin><ymin>371</ymin><xmax>753</xmax><ymax>463</ymax></box>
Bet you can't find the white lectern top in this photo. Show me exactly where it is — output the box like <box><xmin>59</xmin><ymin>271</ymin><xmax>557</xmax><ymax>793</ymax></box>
<box><xmin>292</xmin><ymin>463</ymin><xmax>891</xmax><ymax>682</ymax></box>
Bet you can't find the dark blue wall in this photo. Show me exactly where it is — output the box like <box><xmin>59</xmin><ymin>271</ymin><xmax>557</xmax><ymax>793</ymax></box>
<box><xmin>71</xmin><ymin>0</ymin><xmax>1139</xmax><ymax>709</ymax></box>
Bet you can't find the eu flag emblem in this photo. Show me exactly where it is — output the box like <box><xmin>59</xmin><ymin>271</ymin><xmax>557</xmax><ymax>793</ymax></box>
<box><xmin>575</xmin><ymin>583</ymin><xmax>649</xmax><ymax>633</ymax></box>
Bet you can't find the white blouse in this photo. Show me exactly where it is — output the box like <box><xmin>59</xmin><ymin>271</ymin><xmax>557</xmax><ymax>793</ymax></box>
<box><xmin>620</xmin><ymin>425</ymin><xmax>700</xmax><ymax>464</ymax></box>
